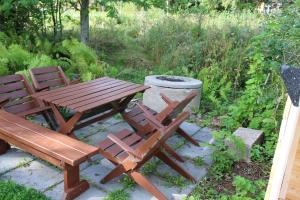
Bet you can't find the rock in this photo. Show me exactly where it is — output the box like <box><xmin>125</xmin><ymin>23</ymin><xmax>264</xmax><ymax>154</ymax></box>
<box><xmin>232</xmin><ymin>127</ymin><xmax>264</xmax><ymax>162</ymax></box>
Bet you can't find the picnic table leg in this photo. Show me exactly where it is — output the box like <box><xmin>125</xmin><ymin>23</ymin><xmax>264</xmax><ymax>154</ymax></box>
<box><xmin>0</xmin><ymin>139</ymin><xmax>10</xmax><ymax>155</ymax></box>
<box><xmin>50</xmin><ymin>103</ymin><xmax>82</xmax><ymax>135</ymax></box>
<box><xmin>63</xmin><ymin>164</ymin><xmax>89</xmax><ymax>200</ymax></box>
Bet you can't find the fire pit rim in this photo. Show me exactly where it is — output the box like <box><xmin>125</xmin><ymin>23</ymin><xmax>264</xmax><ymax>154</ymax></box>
<box><xmin>144</xmin><ymin>75</ymin><xmax>202</xmax><ymax>89</ymax></box>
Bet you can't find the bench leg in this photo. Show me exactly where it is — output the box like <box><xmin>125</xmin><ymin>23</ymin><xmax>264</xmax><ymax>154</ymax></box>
<box><xmin>0</xmin><ymin>139</ymin><xmax>10</xmax><ymax>155</ymax></box>
<box><xmin>63</xmin><ymin>164</ymin><xmax>89</xmax><ymax>200</ymax></box>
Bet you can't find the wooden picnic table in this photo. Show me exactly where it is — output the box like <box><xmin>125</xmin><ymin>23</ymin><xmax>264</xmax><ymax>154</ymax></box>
<box><xmin>32</xmin><ymin>77</ymin><xmax>149</xmax><ymax>136</ymax></box>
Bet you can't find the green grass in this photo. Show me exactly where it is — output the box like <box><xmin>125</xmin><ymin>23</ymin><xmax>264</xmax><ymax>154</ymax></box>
<box><xmin>104</xmin><ymin>189</ymin><xmax>130</xmax><ymax>200</ymax></box>
<box><xmin>0</xmin><ymin>180</ymin><xmax>49</xmax><ymax>200</ymax></box>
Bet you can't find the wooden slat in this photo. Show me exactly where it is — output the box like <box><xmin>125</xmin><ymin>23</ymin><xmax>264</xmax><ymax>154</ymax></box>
<box><xmin>39</xmin><ymin>79</ymin><xmax>65</xmax><ymax>89</ymax></box>
<box><xmin>0</xmin><ymin>89</ymin><xmax>29</xmax><ymax>101</ymax></box>
<box><xmin>5</xmin><ymin>101</ymin><xmax>37</xmax><ymax>114</ymax></box>
<box><xmin>31</xmin><ymin>66</ymin><xmax>60</xmax><ymax>75</ymax></box>
<box><xmin>0</xmin><ymin>81</ymin><xmax>25</xmax><ymax>94</ymax></box>
<box><xmin>99</xmin><ymin>129</ymin><xmax>133</xmax><ymax>150</ymax></box>
<box><xmin>60</xmin><ymin>83</ymin><xmax>136</xmax><ymax>107</ymax></box>
<box><xmin>74</xmin><ymin>85</ymin><xmax>148</xmax><ymax>112</ymax></box>
<box><xmin>50</xmin><ymin>79</ymin><xmax>125</xmax><ymax>103</ymax></box>
<box><xmin>0</xmin><ymin>110</ymin><xmax>98</xmax><ymax>156</ymax></box>
<box><xmin>35</xmin><ymin>72</ymin><xmax>62</xmax><ymax>82</ymax></box>
<box><xmin>33</xmin><ymin>77</ymin><xmax>110</xmax><ymax>98</ymax></box>
<box><xmin>106</xmin><ymin>134</ymin><xmax>142</xmax><ymax>157</ymax></box>
<box><xmin>17</xmin><ymin>106</ymin><xmax>51</xmax><ymax>117</ymax></box>
<box><xmin>0</xmin><ymin>74</ymin><xmax>22</xmax><ymax>84</ymax></box>
<box><xmin>0</xmin><ymin>119</ymin><xmax>87</xmax><ymax>164</ymax></box>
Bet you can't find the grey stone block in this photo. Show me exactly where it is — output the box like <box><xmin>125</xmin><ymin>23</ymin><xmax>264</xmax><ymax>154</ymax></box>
<box><xmin>2</xmin><ymin>160</ymin><xmax>63</xmax><ymax>192</ymax></box>
<box><xmin>81</xmin><ymin>162</ymin><xmax>124</xmax><ymax>192</ymax></box>
<box><xmin>177</xmin><ymin>144</ymin><xmax>211</xmax><ymax>159</ymax></box>
<box><xmin>232</xmin><ymin>127</ymin><xmax>264</xmax><ymax>162</ymax></box>
<box><xmin>0</xmin><ymin>148</ymin><xmax>34</xmax><ymax>174</ymax></box>
<box><xmin>179</xmin><ymin>122</ymin><xmax>201</xmax><ymax>136</ymax></box>
<box><xmin>192</xmin><ymin>128</ymin><xmax>213</xmax><ymax>143</ymax></box>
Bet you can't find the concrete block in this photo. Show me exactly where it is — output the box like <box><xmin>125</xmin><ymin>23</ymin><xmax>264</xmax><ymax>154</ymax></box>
<box><xmin>0</xmin><ymin>148</ymin><xmax>34</xmax><ymax>174</ymax></box>
<box><xmin>1</xmin><ymin>160</ymin><xmax>63</xmax><ymax>192</ymax></box>
<box><xmin>232</xmin><ymin>127</ymin><xmax>264</xmax><ymax>162</ymax></box>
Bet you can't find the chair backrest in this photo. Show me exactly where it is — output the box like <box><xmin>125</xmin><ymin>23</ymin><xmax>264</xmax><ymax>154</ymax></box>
<box><xmin>135</xmin><ymin>110</ymin><xmax>189</xmax><ymax>159</ymax></box>
<box><xmin>136</xmin><ymin>91</ymin><xmax>196</xmax><ymax>134</ymax></box>
<box><xmin>30</xmin><ymin>66</ymin><xmax>69</xmax><ymax>91</ymax></box>
<box><xmin>0</xmin><ymin>74</ymin><xmax>40</xmax><ymax>114</ymax></box>
<box><xmin>157</xmin><ymin>91</ymin><xmax>197</xmax><ymax>123</ymax></box>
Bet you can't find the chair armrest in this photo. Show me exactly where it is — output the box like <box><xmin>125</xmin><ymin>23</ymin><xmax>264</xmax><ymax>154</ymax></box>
<box><xmin>107</xmin><ymin>134</ymin><xmax>143</xmax><ymax>160</ymax></box>
<box><xmin>35</xmin><ymin>85</ymin><xmax>50</xmax><ymax>92</ymax></box>
<box><xmin>0</xmin><ymin>97</ymin><xmax>10</xmax><ymax>108</ymax></box>
<box><xmin>69</xmin><ymin>79</ymin><xmax>80</xmax><ymax>85</ymax></box>
<box><xmin>137</xmin><ymin>103</ymin><xmax>164</xmax><ymax>129</ymax></box>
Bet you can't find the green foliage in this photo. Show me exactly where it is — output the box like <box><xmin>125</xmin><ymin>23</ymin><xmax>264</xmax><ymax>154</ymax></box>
<box><xmin>193</xmin><ymin>156</ymin><xmax>205</xmax><ymax>167</ymax></box>
<box><xmin>119</xmin><ymin>175</ymin><xmax>136</xmax><ymax>189</ymax></box>
<box><xmin>209</xmin><ymin>131</ymin><xmax>246</xmax><ymax>180</ymax></box>
<box><xmin>220</xmin><ymin>176</ymin><xmax>267</xmax><ymax>200</ymax></box>
<box><xmin>162</xmin><ymin>172</ymin><xmax>188</xmax><ymax>188</ymax></box>
<box><xmin>104</xmin><ymin>189</ymin><xmax>130</xmax><ymax>200</ymax></box>
<box><xmin>60</xmin><ymin>39</ymin><xmax>107</xmax><ymax>81</ymax></box>
<box><xmin>0</xmin><ymin>180</ymin><xmax>49</xmax><ymax>200</ymax></box>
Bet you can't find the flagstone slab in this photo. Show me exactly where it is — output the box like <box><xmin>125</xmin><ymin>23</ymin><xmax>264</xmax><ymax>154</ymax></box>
<box><xmin>0</xmin><ymin>148</ymin><xmax>34</xmax><ymax>175</ymax></box>
<box><xmin>81</xmin><ymin>162</ymin><xmax>124</xmax><ymax>192</ymax></box>
<box><xmin>180</xmin><ymin>122</ymin><xmax>201</xmax><ymax>136</ymax></box>
<box><xmin>1</xmin><ymin>160</ymin><xmax>63</xmax><ymax>192</ymax></box>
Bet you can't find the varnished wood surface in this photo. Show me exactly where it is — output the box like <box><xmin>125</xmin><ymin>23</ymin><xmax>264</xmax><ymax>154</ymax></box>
<box><xmin>32</xmin><ymin>77</ymin><xmax>149</xmax><ymax>112</ymax></box>
<box><xmin>286</xmin><ymin>139</ymin><xmax>300</xmax><ymax>200</ymax></box>
<box><xmin>0</xmin><ymin>110</ymin><xmax>98</xmax><ymax>166</ymax></box>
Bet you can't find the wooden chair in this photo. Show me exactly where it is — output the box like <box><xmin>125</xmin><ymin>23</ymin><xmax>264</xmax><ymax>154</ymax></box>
<box><xmin>99</xmin><ymin>105</ymin><xmax>196</xmax><ymax>200</ymax></box>
<box><xmin>122</xmin><ymin>91</ymin><xmax>198</xmax><ymax>162</ymax></box>
<box><xmin>29</xmin><ymin>66</ymin><xmax>80</xmax><ymax>92</ymax></box>
<box><xmin>0</xmin><ymin>74</ymin><xmax>56</xmax><ymax>129</ymax></box>
<box><xmin>0</xmin><ymin>99</ymin><xmax>99</xmax><ymax>200</ymax></box>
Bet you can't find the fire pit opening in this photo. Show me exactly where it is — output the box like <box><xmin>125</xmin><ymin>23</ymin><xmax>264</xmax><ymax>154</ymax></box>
<box><xmin>156</xmin><ymin>76</ymin><xmax>185</xmax><ymax>82</ymax></box>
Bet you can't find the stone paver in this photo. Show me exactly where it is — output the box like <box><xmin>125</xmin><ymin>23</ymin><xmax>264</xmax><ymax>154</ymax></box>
<box><xmin>0</xmin><ymin>118</ymin><xmax>213</xmax><ymax>200</ymax></box>
<box><xmin>1</xmin><ymin>160</ymin><xmax>63</xmax><ymax>192</ymax></box>
<box><xmin>0</xmin><ymin>148</ymin><xmax>33</xmax><ymax>174</ymax></box>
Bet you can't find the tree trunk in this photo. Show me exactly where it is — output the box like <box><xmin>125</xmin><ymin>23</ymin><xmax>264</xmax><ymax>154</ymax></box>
<box><xmin>80</xmin><ymin>0</ymin><xmax>89</xmax><ymax>44</ymax></box>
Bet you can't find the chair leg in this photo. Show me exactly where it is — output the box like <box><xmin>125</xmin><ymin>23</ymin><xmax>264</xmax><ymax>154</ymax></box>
<box><xmin>177</xmin><ymin>127</ymin><xmax>199</xmax><ymax>146</ymax></box>
<box><xmin>100</xmin><ymin>165</ymin><xmax>126</xmax><ymax>184</ymax></box>
<box><xmin>156</xmin><ymin>151</ymin><xmax>196</xmax><ymax>183</ymax></box>
<box><xmin>129</xmin><ymin>171</ymin><xmax>168</xmax><ymax>200</ymax></box>
<box><xmin>63</xmin><ymin>164</ymin><xmax>89</xmax><ymax>200</ymax></box>
<box><xmin>163</xmin><ymin>143</ymin><xmax>184</xmax><ymax>162</ymax></box>
<box><xmin>0</xmin><ymin>139</ymin><xmax>10</xmax><ymax>155</ymax></box>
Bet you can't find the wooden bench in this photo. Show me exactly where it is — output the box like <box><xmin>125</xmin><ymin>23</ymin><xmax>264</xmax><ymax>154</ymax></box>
<box><xmin>0</xmin><ymin>103</ymin><xmax>99</xmax><ymax>200</ymax></box>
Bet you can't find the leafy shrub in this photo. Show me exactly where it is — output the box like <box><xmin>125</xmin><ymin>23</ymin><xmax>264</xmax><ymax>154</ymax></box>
<box><xmin>60</xmin><ymin>39</ymin><xmax>107</xmax><ymax>81</ymax></box>
<box><xmin>7</xmin><ymin>44</ymin><xmax>31</xmax><ymax>72</ymax></box>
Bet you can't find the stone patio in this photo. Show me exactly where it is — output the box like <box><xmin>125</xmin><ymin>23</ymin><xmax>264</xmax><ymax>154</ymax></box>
<box><xmin>0</xmin><ymin>116</ymin><xmax>213</xmax><ymax>200</ymax></box>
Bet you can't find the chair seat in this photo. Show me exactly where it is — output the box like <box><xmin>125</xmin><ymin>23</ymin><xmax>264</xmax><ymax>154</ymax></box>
<box><xmin>17</xmin><ymin>105</ymin><xmax>52</xmax><ymax>117</ymax></box>
<box><xmin>99</xmin><ymin>129</ymin><xmax>145</xmax><ymax>162</ymax></box>
<box><xmin>124</xmin><ymin>105</ymin><xmax>157</xmax><ymax>128</ymax></box>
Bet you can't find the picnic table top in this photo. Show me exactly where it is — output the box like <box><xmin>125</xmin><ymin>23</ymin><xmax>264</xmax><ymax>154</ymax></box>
<box><xmin>32</xmin><ymin>77</ymin><xmax>149</xmax><ymax>113</ymax></box>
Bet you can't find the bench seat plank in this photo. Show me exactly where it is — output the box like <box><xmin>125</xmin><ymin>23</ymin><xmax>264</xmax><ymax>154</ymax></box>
<box><xmin>0</xmin><ymin>110</ymin><xmax>98</xmax><ymax>166</ymax></box>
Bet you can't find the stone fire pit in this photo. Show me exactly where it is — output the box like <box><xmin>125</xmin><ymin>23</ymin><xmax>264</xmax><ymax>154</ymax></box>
<box><xmin>143</xmin><ymin>75</ymin><xmax>202</xmax><ymax>112</ymax></box>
